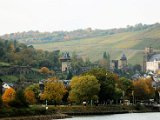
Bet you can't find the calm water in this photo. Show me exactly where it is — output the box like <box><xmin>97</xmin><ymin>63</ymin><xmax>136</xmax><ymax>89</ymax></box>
<box><xmin>58</xmin><ymin>113</ymin><xmax>160</xmax><ymax>120</ymax></box>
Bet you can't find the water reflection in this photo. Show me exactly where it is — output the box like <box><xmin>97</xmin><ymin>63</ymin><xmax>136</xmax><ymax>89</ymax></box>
<box><xmin>58</xmin><ymin>113</ymin><xmax>160</xmax><ymax>120</ymax></box>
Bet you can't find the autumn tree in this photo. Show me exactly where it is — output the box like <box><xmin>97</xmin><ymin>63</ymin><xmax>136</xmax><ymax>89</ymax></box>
<box><xmin>68</xmin><ymin>75</ymin><xmax>100</xmax><ymax>103</ymax></box>
<box><xmin>40</xmin><ymin>67</ymin><xmax>49</xmax><ymax>73</ymax></box>
<box><xmin>24</xmin><ymin>88</ymin><xmax>37</xmax><ymax>104</ymax></box>
<box><xmin>133</xmin><ymin>78</ymin><xmax>155</xmax><ymax>100</ymax></box>
<box><xmin>24</xmin><ymin>84</ymin><xmax>39</xmax><ymax>104</ymax></box>
<box><xmin>2</xmin><ymin>88</ymin><xmax>16</xmax><ymax>105</ymax></box>
<box><xmin>39</xmin><ymin>67</ymin><xmax>54</xmax><ymax>76</ymax></box>
<box><xmin>40</xmin><ymin>78</ymin><xmax>66</xmax><ymax>103</ymax></box>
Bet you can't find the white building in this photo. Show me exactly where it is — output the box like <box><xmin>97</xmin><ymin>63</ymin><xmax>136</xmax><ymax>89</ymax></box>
<box><xmin>146</xmin><ymin>54</ymin><xmax>160</xmax><ymax>73</ymax></box>
<box><xmin>2</xmin><ymin>83</ymin><xmax>11</xmax><ymax>89</ymax></box>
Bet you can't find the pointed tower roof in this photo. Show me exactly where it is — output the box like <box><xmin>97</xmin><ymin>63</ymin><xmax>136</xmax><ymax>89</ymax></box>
<box><xmin>120</xmin><ymin>53</ymin><xmax>127</xmax><ymax>60</ymax></box>
<box><xmin>59</xmin><ymin>52</ymin><xmax>71</xmax><ymax>61</ymax></box>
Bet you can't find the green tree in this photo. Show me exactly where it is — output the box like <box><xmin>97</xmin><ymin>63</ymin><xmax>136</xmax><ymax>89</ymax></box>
<box><xmin>100</xmin><ymin>51</ymin><xmax>110</xmax><ymax>70</ymax></box>
<box><xmin>69</xmin><ymin>75</ymin><xmax>100</xmax><ymax>103</ymax></box>
<box><xmin>0</xmin><ymin>41</ymin><xmax>5</xmax><ymax>59</ymax></box>
<box><xmin>83</xmin><ymin>68</ymin><xmax>117</xmax><ymax>103</ymax></box>
<box><xmin>103</xmin><ymin>51</ymin><xmax>107</xmax><ymax>59</ymax></box>
<box><xmin>117</xmin><ymin>77</ymin><xmax>133</xmax><ymax>98</ymax></box>
<box><xmin>71</xmin><ymin>51</ymin><xmax>85</xmax><ymax>73</ymax></box>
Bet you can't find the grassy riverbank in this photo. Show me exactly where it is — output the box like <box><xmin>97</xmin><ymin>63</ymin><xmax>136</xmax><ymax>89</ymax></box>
<box><xmin>55</xmin><ymin>104</ymin><xmax>158</xmax><ymax>115</ymax></box>
<box><xmin>0</xmin><ymin>105</ymin><xmax>159</xmax><ymax>119</ymax></box>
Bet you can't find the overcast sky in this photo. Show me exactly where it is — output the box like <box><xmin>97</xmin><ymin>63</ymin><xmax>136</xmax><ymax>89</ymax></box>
<box><xmin>0</xmin><ymin>0</ymin><xmax>159</xmax><ymax>35</ymax></box>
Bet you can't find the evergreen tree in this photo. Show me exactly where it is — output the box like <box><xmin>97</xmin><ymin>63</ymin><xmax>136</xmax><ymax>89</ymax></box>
<box><xmin>102</xmin><ymin>51</ymin><xmax>110</xmax><ymax>70</ymax></box>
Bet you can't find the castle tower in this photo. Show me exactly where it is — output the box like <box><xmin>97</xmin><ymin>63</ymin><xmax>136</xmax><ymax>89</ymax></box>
<box><xmin>120</xmin><ymin>53</ymin><xmax>127</xmax><ymax>69</ymax></box>
<box><xmin>143</xmin><ymin>47</ymin><xmax>154</xmax><ymax>72</ymax></box>
<box><xmin>59</xmin><ymin>52</ymin><xmax>71</xmax><ymax>72</ymax></box>
<box><xmin>144</xmin><ymin>46</ymin><xmax>153</xmax><ymax>54</ymax></box>
<box><xmin>111</xmin><ymin>60</ymin><xmax>119</xmax><ymax>70</ymax></box>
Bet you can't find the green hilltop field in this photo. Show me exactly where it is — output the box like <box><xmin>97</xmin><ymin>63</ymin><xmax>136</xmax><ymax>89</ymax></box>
<box><xmin>33</xmin><ymin>26</ymin><xmax>160</xmax><ymax>65</ymax></box>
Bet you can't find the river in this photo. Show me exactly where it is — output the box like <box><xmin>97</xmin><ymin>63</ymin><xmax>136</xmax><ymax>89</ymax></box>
<box><xmin>58</xmin><ymin>112</ymin><xmax>160</xmax><ymax>120</ymax></box>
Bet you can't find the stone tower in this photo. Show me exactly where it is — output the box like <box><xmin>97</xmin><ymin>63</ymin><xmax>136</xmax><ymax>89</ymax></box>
<box><xmin>143</xmin><ymin>47</ymin><xmax>154</xmax><ymax>72</ymax></box>
<box><xmin>111</xmin><ymin>60</ymin><xmax>119</xmax><ymax>70</ymax></box>
<box><xmin>60</xmin><ymin>52</ymin><xmax>71</xmax><ymax>72</ymax></box>
<box><xmin>120</xmin><ymin>53</ymin><xmax>127</xmax><ymax>69</ymax></box>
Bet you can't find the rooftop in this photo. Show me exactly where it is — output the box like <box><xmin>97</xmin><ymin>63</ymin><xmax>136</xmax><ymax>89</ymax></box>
<box><xmin>120</xmin><ymin>53</ymin><xmax>127</xmax><ymax>60</ymax></box>
<box><xmin>60</xmin><ymin>52</ymin><xmax>71</xmax><ymax>60</ymax></box>
<box><xmin>149</xmin><ymin>54</ymin><xmax>160</xmax><ymax>62</ymax></box>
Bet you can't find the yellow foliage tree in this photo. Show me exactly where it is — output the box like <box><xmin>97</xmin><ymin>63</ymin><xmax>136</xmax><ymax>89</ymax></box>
<box><xmin>40</xmin><ymin>78</ymin><xmax>66</xmax><ymax>103</ymax></box>
<box><xmin>69</xmin><ymin>75</ymin><xmax>100</xmax><ymax>103</ymax></box>
<box><xmin>2</xmin><ymin>88</ymin><xmax>16</xmax><ymax>105</ymax></box>
<box><xmin>47</xmin><ymin>77</ymin><xmax>57</xmax><ymax>82</ymax></box>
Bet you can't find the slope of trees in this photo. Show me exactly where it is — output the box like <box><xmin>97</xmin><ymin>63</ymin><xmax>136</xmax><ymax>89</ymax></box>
<box><xmin>0</xmin><ymin>39</ymin><xmax>61</xmax><ymax>70</ymax></box>
<box><xmin>0</xmin><ymin>39</ymin><xmax>94</xmax><ymax>73</ymax></box>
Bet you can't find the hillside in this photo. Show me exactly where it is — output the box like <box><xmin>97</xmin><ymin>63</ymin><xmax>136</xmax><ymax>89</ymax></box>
<box><xmin>1</xmin><ymin>23</ymin><xmax>160</xmax><ymax>65</ymax></box>
<box><xmin>33</xmin><ymin>24</ymin><xmax>160</xmax><ymax>65</ymax></box>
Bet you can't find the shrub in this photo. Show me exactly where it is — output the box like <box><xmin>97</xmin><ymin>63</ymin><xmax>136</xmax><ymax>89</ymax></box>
<box><xmin>9</xmin><ymin>89</ymin><xmax>28</xmax><ymax>108</ymax></box>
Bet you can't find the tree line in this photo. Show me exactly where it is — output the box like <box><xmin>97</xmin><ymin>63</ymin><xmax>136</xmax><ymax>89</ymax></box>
<box><xmin>0</xmin><ymin>68</ymin><xmax>155</xmax><ymax>108</ymax></box>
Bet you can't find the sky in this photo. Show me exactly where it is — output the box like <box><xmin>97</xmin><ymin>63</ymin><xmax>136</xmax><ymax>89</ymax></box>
<box><xmin>0</xmin><ymin>0</ymin><xmax>160</xmax><ymax>35</ymax></box>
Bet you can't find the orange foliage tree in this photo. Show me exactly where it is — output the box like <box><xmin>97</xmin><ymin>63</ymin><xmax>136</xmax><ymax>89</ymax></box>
<box><xmin>39</xmin><ymin>67</ymin><xmax>50</xmax><ymax>74</ymax></box>
<box><xmin>39</xmin><ymin>67</ymin><xmax>54</xmax><ymax>75</ymax></box>
<box><xmin>24</xmin><ymin>84</ymin><xmax>39</xmax><ymax>104</ymax></box>
<box><xmin>24</xmin><ymin>89</ymin><xmax>36</xmax><ymax>104</ymax></box>
<box><xmin>133</xmin><ymin>78</ymin><xmax>155</xmax><ymax>100</ymax></box>
<box><xmin>2</xmin><ymin>88</ymin><xmax>16</xmax><ymax>105</ymax></box>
